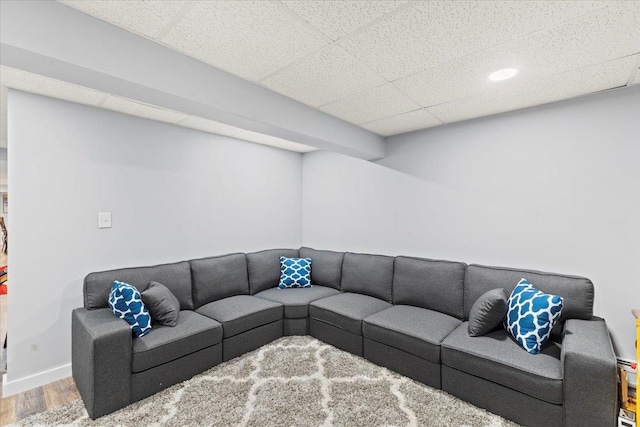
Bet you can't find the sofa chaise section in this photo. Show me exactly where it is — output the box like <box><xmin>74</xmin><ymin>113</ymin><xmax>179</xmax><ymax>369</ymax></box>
<box><xmin>440</xmin><ymin>264</ymin><xmax>617</xmax><ymax>427</ymax></box>
<box><xmin>73</xmin><ymin>261</ymin><xmax>223</xmax><ymax>419</ymax></box>
<box><xmin>191</xmin><ymin>253</ymin><xmax>283</xmax><ymax>361</ymax></box>
<box><xmin>362</xmin><ymin>256</ymin><xmax>465</xmax><ymax>388</ymax></box>
<box><xmin>255</xmin><ymin>247</ymin><xmax>342</xmax><ymax>335</ymax></box>
<box><xmin>310</xmin><ymin>252</ymin><xmax>393</xmax><ymax>356</ymax></box>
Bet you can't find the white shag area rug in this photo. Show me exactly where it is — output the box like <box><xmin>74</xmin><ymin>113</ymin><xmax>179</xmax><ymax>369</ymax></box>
<box><xmin>15</xmin><ymin>336</ymin><xmax>519</xmax><ymax>427</ymax></box>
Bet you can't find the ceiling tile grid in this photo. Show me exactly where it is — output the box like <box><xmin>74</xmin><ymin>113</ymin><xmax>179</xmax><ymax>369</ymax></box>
<box><xmin>59</xmin><ymin>0</ymin><xmax>187</xmax><ymax>40</ymax></box>
<box><xmin>320</xmin><ymin>83</ymin><xmax>421</xmax><ymax>124</ymax></box>
<box><xmin>360</xmin><ymin>108</ymin><xmax>443</xmax><ymax>136</ymax></box>
<box><xmin>281</xmin><ymin>0</ymin><xmax>409</xmax><ymax>41</ymax></box>
<box><xmin>160</xmin><ymin>1</ymin><xmax>331</xmax><ymax>81</ymax></box>
<box><xmin>43</xmin><ymin>1</ymin><xmax>640</xmax><ymax>136</ymax></box>
<box><xmin>259</xmin><ymin>44</ymin><xmax>387</xmax><ymax>107</ymax></box>
<box><xmin>427</xmin><ymin>55</ymin><xmax>638</xmax><ymax>124</ymax></box>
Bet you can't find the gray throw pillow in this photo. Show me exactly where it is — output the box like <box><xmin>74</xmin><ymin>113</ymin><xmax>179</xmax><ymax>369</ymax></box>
<box><xmin>468</xmin><ymin>288</ymin><xmax>507</xmax><ymax>337</ymax></box>
<box><xmin>141</xmin><ymin>281</ymin><xmax>180</xmax><ymax>327</ymax></box>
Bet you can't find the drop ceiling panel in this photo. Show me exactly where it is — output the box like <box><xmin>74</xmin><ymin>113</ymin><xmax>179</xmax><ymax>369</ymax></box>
<box><xmin>240</xmin><ymin>131</ymin><xmax>317</xmax><ymax>153</ymax></box>
<box><xmin>259</xmin><ymin>44</ymin><xmax>387</xmax><ymax>107</ymax></box>
<box><xmin>60</xmin><ymin>0</ymin><xmax>187</xmax><ymax>40</ymax></box>
<box><xmin>177</xmin><ymin>116</ymin><xmax>245</xmax><ymax>138</ymax></box>
<box><xmin>361</xmin><ymin>109</ymin><xmax>442</xmax><ymax>136</ymax></box>
<box><xmin>161</xmin><ymin>1</ymin><xmax>331</xmax><ymax>81</ymax></box>
<box><xmin>281</xmin><ymin>1</ymin><xmax>408</xmax><ymax>41</ymax></box>
<box><xmin>428</xmin><ymin>55</ymin><xmax>638</xmax><ymax>124</ymax></box>
<box><xmin>0</xmin><ymin>66</ymin><xmax>106</xmax><ymax>106</ymax></box>
<box><xmin>338</xmin><ymin>1</ymin><xmax>616</xmax><ymax>82</ymax></box>
<box><xmin>102</xmin><ymin>95</ymin><xmax>188</xmax><ymax>123</ymax></box>
<box><xmin>320</xmin><ymin>84</ymin><xmax>420</xmax><ymax>124</ymax></box>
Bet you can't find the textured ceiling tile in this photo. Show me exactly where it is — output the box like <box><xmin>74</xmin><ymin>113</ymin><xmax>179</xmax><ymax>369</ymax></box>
<box><xmin>320</xmin><ymin>84</ymin><xmax>421</xmax><ymax>124</ymax></box>
<box><xmin>427</xmin><ymin>56</ymin><xmax>638</xmax><ymax>124</ymax></box>
<box><xmin>259</xmin><ymin>44</ymin><xmax>387</xmax><ymax>107</ymax></box>
<box><xmin>338</xmin><ymin>1</ymin><xmax>615</xmax><ymax>81</ymax></box>
<box><xmin>161</xmin><ymin>1</ymin><xmax>330</xmax><ymax>81</ymax></box>
<box><xmin>338</xmin><ymin>2</ymin><xmax>474</xmax><ymax>81</ymax></box>
<box><xmin>281</xmin><ymin>1</ymin><xmax>408</xmax><ymax>40</ymax></box>
<box><xmin>59</xmin><ymin>0</ymin><xmax>186</xmax><ymax>40</ymax></box>
<box><xmin>360</xmin><ymin>109</ymin><xmax>442</xmax><ymax>136</ymax></box>
<box><xmin>177</xmin><ymin>116</ymin><xmax>245</xmax><ymax>138</ymax></box>
<box><xmin>240</xmin><ymin>131</ymin><xmax>318</xmax><ymax>153</ymax></box>
<box><xmin>0</xmin><ymin>66</ymin><xmax>106</xmax><ymax>106</ymax></box>
<box><xmin>102</xmin><ymin>95</ymin><xmax>187</xmax><ymax>124</ymax></box>
<box><xmin>449</xmin><ymin>0</ymin><xmax>617</xmax><ymax>54</ymax></box>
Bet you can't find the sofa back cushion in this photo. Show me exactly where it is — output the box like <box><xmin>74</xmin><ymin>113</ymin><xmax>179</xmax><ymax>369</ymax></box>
<box><xmin>299</xmin><ymin>247</ymin><xmax>344</xmax><ymax>290</ymax></box>
<box><xmin>190</xmin><ymin>253</ymin><xmax>249</xmax><ymax>308</ymax></box>
<box><xmin>464</xmin><ymin>264</ymin><xmax>593</xmax><ymax>324</ymax></box>
<box><xmin>84</xmin><ymin>261</ymin><xmax>193</xmax><ymax>310</ymax></box>
<box><xmin>247</xmin><ymin>248</ymin><xmax>299</xmax><ymax>294</ymax></box>
<box><xmin>393</xmin><ymin>256</ymin><xmax>466</xmax><ymax>319</ymax></box>
<box><xmin>341</xmin><ymin>252</ymin><xmax>394</xmax><ymax>303</ymax></box>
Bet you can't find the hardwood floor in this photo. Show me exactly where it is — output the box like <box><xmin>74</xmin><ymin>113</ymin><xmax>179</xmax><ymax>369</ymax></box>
<box><xmin>0</xmin><ymin>377</ymin><xmax>80</xmax><ymax>426</ymax></box>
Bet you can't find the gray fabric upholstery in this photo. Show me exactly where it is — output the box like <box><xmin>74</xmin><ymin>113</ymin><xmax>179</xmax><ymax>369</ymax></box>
<box><xmin>392</xmin><ymin>256</ymin><xmax>466</xmax><ymax>319</ymax></box>
<box><xmin>299</xmin><ymin>247</ymin><xmax>344</xmax><ymax>290</ymax></box>
<box><xmin>131</xmin><ymin>344</ymin><xmax>222</xmax><ymax>403</ymax></box>
<box><xmin>310</xmin><ymin>318</ymin><xmax>363</xmax><ymax>356</ymax></box>
<box><xmin>309</xmin><ymin>293</ymin><xmax>391</xmax><ymax>335</ymax></box>
<box><xmin>363</xmin><ymin>305</ymin><xmax>461</xmax><ymax>363</ymax></box>
<box><xmin>340</xmin><ymin>252</ymin><xmax>394</xmax><ymax>303</ymax></box>
<box><xmin>222</xmin><ymin>320</ymin><xmax>283</xmax><ymax>361</ymax></box>
<box><xmin>72</xmin><ymin>308</ymin><xmax>132</xmax><ymax>419</ymax></box>
<box><xmin>254</xmin><ymin>285</ymin><xmax>340</xmax><ymax>318</ymax></box>
<box><xmin>464</xmin><ymin>264</ymin><xmax>594</xmax><ymax>324</ymax></box>
<box><xmin>132</xmin><ymin>310</ymin><xmax>222</xmax><ymax>372</ymax></box>
<box><xmin>442</xmin><ymin>365</ymin><xmax>563</xmax><ymax>427</ymax></box>
<box><xmin>190</xmin><ymin>253</ymin><xmax>249</xmax><ymax>308</ymax></box>
<box><xmin>562</xmin><ymin>318</ymin><xmax>617</xmax><ymax>427</ymax></box>
<box><xmin>467</xmin><ymin>288</ymin><xmax>507</xmax><ymax>337</ymax></box>
<box><xmin>284</xmin><ymin>318</ymin><xmax>308</xmax><ymax>336</ymax></box>
<box><xmin>196</xmin><ymin>295</ymin><xmax>283</xmax><ymax>338</ymax></box>
<box><xmin>441</xmin><ymin>322</ymin><xmax>563</xmax><ymax>404</ymax></box>
<box><xmin>247</xmin><ymin>248</ymin><xmax>299</xmax><ymax>295</ymax></box>
<box><xmin>364</xmin><ymin>338</ymin><xmax>441</xmax><ymax>389</ymax></box>
<box><xmin>84</xmin><ymin>261</ymin><xmax>193</xmax><ymax>310</ymax></box>
<box><xmin>141</xmin><ymin>281</ymin><xmax>181</xmax><ymax>327</ymax></box>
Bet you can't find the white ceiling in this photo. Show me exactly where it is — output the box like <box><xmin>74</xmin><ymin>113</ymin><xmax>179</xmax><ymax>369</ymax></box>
<box><xmin>58</xmin><ymin>0</ymin><xmax>640</xmax><ymax>136</ymax></box>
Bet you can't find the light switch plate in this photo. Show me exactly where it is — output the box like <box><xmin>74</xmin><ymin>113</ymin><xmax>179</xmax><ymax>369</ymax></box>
<box><xmin>98</xmin><ymin>212</ymin><xmax>112</xmax><ymax>229</ymax></box>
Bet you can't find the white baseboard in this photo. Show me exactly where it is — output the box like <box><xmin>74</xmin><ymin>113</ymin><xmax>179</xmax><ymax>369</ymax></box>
<box><xmin>2</xmin><ymin>363</ymin><xmax>72</xmax><ymax>396</ymax></box>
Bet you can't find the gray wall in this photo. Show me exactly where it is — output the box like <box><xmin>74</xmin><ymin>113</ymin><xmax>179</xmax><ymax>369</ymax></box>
<box><xmin>303</xmin><ymin>86</ymin><xmax>640</xmax><ymax>359</ymax></box>
<box><xmin>6</xmin><ymin>90</ymin><xmax>302</xmax><ymax>393</ymax></box>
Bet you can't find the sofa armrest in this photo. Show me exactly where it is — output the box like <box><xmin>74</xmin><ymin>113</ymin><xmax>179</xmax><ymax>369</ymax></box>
<box><xmin>72</xmin><ymin>307</ymin><xmax>132</xmax><ymax>419</ymax></box>
<box><xmin>561</xmin><ymin>317</ymin><xmax>617</xmax><ymax>427</ymax></box>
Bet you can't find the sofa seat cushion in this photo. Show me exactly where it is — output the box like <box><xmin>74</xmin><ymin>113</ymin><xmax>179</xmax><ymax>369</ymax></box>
<box><xmin>196</xmin><ymin>295</ymin><xmax>283</xmax><ymax>338</ymax></box>
<box><xmin>255</xmin><ymin>285</ymin><xmax>340</xmax><ymax>318</ymax></box>
<box><xmin>363</xmin><ymin>305</ymin><xmax>461</xmax><ymax>364</ymax></box>
<box><xmin>441</xmin><ymin>322</ymin><xmax>563</xmax><ymax>404</ymax></box>
<box><xmin>309</xmin><ymin>293</ymin><xmax>391</xmax><ymax>335</ymax></box>
<box><xmin>132</xmin><ymin>310</ymin><xmax>222</xmax><ymax>373</ymax></box>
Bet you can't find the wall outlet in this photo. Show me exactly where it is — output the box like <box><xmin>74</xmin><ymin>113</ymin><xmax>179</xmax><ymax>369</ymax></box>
<box><xmin>98</xmin><ymin>212</ymin><xmax>112</xmax><ymax>229</ymax></box>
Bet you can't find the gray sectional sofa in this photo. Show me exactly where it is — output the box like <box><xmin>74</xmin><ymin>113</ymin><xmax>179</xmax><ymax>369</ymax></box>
<box><xmin>72</xmin><ymin>247</ymin><xmax>617</xmax><ymax>426</ymax></box>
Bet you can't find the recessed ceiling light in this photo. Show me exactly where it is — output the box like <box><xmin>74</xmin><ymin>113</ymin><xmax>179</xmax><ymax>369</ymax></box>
<box><xmin>489</xmin><ymin>68</ymin><xmax>518</xmax><ymax>81</ymax></box>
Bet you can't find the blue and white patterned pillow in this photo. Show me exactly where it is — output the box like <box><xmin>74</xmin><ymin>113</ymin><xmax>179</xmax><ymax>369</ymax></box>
<box><xmin>278</xmin><ymin>257</ymin><xmax>312</xmax><ymax>289</ymax></box>
<box><xmin>109</xmin><ymin>281</ymin><xmax>152</xmax><ymax>337</ymax></box>
<box><xmin>504</xmin><ymin>279</ymin><xmax>563</xmax><ymax>354</ymax></box>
